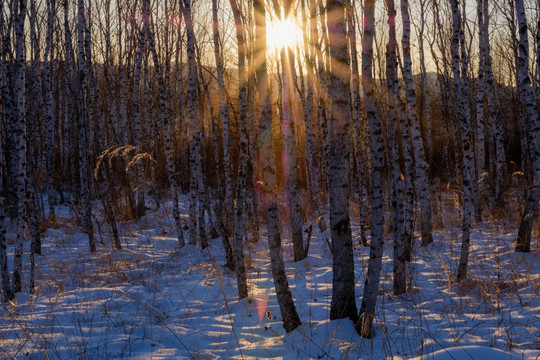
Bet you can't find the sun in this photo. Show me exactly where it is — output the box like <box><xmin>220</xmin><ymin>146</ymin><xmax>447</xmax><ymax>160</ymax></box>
<box><xmin>267</xmin><ymin>18</ymin><xmax>302</xmax><ymax>51</ymax></box>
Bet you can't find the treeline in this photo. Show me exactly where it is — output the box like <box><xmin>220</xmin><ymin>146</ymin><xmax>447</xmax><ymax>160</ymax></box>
<box><xmin>0</xmin><ymin>0</ymin><xmax>539</xmax><ymax>337</ymax></box>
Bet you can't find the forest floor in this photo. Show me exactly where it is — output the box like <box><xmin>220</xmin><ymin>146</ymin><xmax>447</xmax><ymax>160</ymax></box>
<box><xmin>0</xmin><ymin>192</ymin><xmax>539</xmax><ymax>359</ymax></box>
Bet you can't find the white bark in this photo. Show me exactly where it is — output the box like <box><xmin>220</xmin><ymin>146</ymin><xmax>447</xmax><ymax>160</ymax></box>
<box><xmin>131</xmin><ymin>0</ymin><xmax>149</xmax><ymax>219</ymax></box>
<box><xmin>0</xmin><ymin>117</ymin><xmax>11</xmax><ymax>300</ymax></box>
<box><xmin>327</xmin><ymin>0</ymin><xmax>358</xmax><ymax>323</ymax></box>
<box><xmin>400</xmin><ymin>0</ymin><xmax>433</xmax><ymax>246</ymax></box>
<box><xmin>385</xmin><ymin>0</ymin><xmax>406</xmax><ymax>295</ymax></box>
<box><xmin>77</xmin><ymin>0</ymin><xmax>96</xmax><ymax>253</ymax></box>
<box><xmin>476</xmin><ymin>0</ymin><xmax>487</xmax><ymax>191</ymax></box>
<box><xmin>302</xmin><ymin>0</ymin><xmax>326</xmax><ymax>233</ymax></box>
<box><xmin>146</xmin><ymin>0</ymin><xmax>185</xmax><ymax>247</ymax></box>
<box><xmin>281</xmin><ymin>44</ymin><xmax>304</xmax><ymax>262</ymax></box>
<box><xmin>346</xmin><ymin>0</ymin><xmax>369</xmax><ymax>246</ymax></box>
<box><xmin>358</xmin><ymin>0</ymin><xmax>385</xmax><ymax>338</ymax></box>
<box><xmin>229</xmin><ymin>0</ymin><xmax>248</xmax><ymax>299</ymax></box>
<box><xmin>418</xmin><ymin>0</ymin><xmax>432</xmax><ymax>166</ymax></box>
<box><xmin>255</xmin><ymin>0</ymin><xmax>301</xmax><ymax>332</ymax></box>
<box><xmin>515</xmin><ymin>0</ymin><xmax>540</xmax><ymax>252</ymax></box>
<box><xmin>211</xmin><ymin>0</ymin><xmax>234</xmax><ymax>269</ymax></box>
<box><xmin>12</xmin><ymin>0</ymin><xmax>28</xmax><ymax>293</ymax></box>
<box><xmin>483</xmin><ymin>0</ymin><xmax>506</xmax><ymax>204</ymax></box>
<box><xmin>182</xmin><ymin>0</ymin><xmax>207</xmax><ymax>248</ymax></box>
<box><xmin>451</xmin><ymin>0</ymin><xmax>475</xmax><ymax>281</ymax></box>
<box><xmin>43</xmin><ymin>0</ymin><xmax>56</xmax><ymax>221</ymax></box>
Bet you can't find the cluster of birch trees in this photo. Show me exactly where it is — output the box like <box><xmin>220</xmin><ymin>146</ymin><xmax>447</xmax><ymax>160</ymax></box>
<box><xmin>1</xmin><ymin>0</ymin><xmax>539</xmax><ymax>337</ymax></box>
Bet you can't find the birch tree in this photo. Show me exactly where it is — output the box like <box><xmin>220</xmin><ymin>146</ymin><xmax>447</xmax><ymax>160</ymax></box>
<box><xmin>483</xmin><ymin>0</ymin><xmax>506</xmax><ymax>206</ymax></box>
<box><xmin>358</xmin><ymin>0</ymin><xmax>385</xmax><ymax>338</ymax></box>
<box><xmin>300</xmin><ymin>0</ymin><xmax>326</xmax><ymax>234</ymax></box>
<box><xmin>11</xmin><ymin>0</ymin><xmax>28</xmax><ymax>293</ymax></box>
<box><xmin>385</xmin><ymin>0</ymin><xmax>407</xmax><ymax>295</ymax></box>
<box><xmin>401</xmin><ymin>0</ymin><xmax>433</xmax><ymax>247</ymax></box>
<box><xmin>143</xmin><ymin>0</ymin><xmax>186</xmax><ymax>248</ymax></box>
<box><xmin>212</xmin><ymin>0</ymin><xmax>235</xmax><ymax>269</ymax></box>
<box><xmin>280</xmin><ymin>0</ymin><xmax>305</xmax><ymax>262</ymax></box>
<box><xmin>449</xmin><ymin>0</ymin><xmax>476</xmax><ymax>281</ymax></box>
<box><xmin>514</xmin><ymin>0</ymin><xmax>540</xmax><ymax>253</ymax></box>
<box><xmin>181</xmin><ymin>0</ymin><xmax>207</xmax><ymax>249</ymax></box>
<box><xmin>76</xmin><ymin>0</ymin><xmax>96</xmax><ymax>253</ymax></box>
<box><xmin>0</xmin><ymin>120</ymin><xmax>11</xmax><ymax>300</ymax></box>
<box><xmin>43</xmin><ymin>0</ymin><xmax>56</xmax><ymax>221</ymax></box>
<box><xmin>254</xmin><ymin>0</ymin><xmax>301</xmax><ymax>332</ymax></box>
<box><xmin>346</xmin><ymin>0</ymin><xmax>370</xmax><ymax>246</ymax></box>
<box><xmin>229</xmin><ymin>0</ymin><xmax>248</xmax><ymax>299</ymax></box>
<box><xmin>130</xmin><ymin>0</ymin><xmax>149</xmax><ymax>219</ymax></box>
<box><xmin>325</xmin><ymin>0</ymin><xmax>358</xmax><ymax>322</ymax></box>
<box><xmin>476</xmin><ymin>0</ymin><xmax>487</xmax><ymax>194</ymax></box>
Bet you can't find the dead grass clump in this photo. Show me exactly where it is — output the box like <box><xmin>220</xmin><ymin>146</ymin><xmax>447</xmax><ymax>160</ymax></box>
<box><xmin>456</xmin><ymin>277</ymin><xmax>519</xmax><ymax>304</ymax></box>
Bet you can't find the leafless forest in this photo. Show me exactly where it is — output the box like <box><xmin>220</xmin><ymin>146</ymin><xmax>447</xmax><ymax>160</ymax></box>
<box><xmin>0</xmin><ymin>0</ymin><xmax>539</xmax><ymax>347</ymax></box>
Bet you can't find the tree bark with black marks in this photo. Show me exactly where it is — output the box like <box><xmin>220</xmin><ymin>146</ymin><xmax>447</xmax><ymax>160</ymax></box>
<box><xmin>515</xmin><ymin>0</ymin><xmax>540</xmax><ymax>253</ymax></box>
<box><xmin>11</xmin><ymin>0</ymin><xmax>28</xmax><ymax>293</ymax></box>
<box><xmin>357</xmin><ymin>0</ymin><xmax>386</xmax><ymax>338</ymax></box>
<box><xmin>400</xmin><ymin>0</ymin><xmax>433</xmax><ymax>247</ymax></box>
<box><xmin>0</xmin><ymin>114</ymin><xmax>11</xmax><ymax>300</ymax></box>
<box><xmin>451</xmin><ymin>0</ymin><xmax>475</xmax><ymax>281</ymax></box>
<box><xmin>280</xmin><ymin>0</ymin><xmax>304</xmax><ymax>263</ymax></box>
<box><xmin>211</xmin><ymin>0</ymin><xmax>235</xmax><ymax>270</ymax></box>
<box><xmin>229</xmin><ymin>0</ymin><xmax>248</xmax><ymax>299</ymax></box>
<box><xmin>254</xmin><ymin>0</ymin><xmax>301</xmax><ymax>332</ymax></box>
<box><xmin>148</xmin><ymin>0</ymin><xmax>186</xmax><ymax>248</ymax></box>
<box><xmin>327</xmin><ymin>0</ymin><xmax>358</xmax><ymax>323</ymax></box>
<box><xmin>385</xmin><ymin>0</ymin><xmax>407</xmax><ymax>295</ymax></box>
<box><xmin>76</xmin><ymin>0</ymin><xmax>96</xmax><ymax>253</ymax></box>
<box><xmin>181</xmin><ymin>0</ymin><xmax>207</xmax><ymax>249</ymax></box>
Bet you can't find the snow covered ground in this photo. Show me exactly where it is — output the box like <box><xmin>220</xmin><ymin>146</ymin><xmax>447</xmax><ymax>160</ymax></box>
<box><xmin>1</xmin><ymin>196</ymin><xmax>539</xmax><ymax>359</ymax></box>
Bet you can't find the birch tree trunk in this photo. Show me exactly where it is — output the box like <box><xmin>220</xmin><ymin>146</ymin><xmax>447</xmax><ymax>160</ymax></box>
<box><xmin>397</xmin><ymin>99</ymin><xmax>416</xmax><ymax>262</ymax></box>
<box><xmin>358</xmin><ymin>0</ymin><xmax>385</xmax><ymax>338</ymax></box>
<box><xmin>514</xmin><ymin>0</ymin><xmax>540</xmax><ymax>253</ymax></box>
<box><xmin>400</xmin><ymin>0</ymin><xmax>433</xmax><ymax>247</ymax></box>
<box><xmin>385</xmin><ymin>0</ymin><xmax>407</xmax><ymax>295</ymax></box>
<box><xmin>315</xmin><ymin>0</ymin><xmax>331</xmax><ymax>197</ymax></box>
<box><xmin>418</xmin><ymin>0</ymin><xmax>432</xmax><ymax>166</ymax></box>
<box><xmin>182</xmin><ymin>0</ymin><xmax>207</xmax><ymax>248</ymax></box>
<box><xmin>301</xmin><ymin>0</ymin><xmax>326</xmax><ymax>233</ymax></box>
<box><xmin>146</xmin><ymin>0</ymin><xmax>185</xmax><ymax>248</ymax></box>
<box><xmin>131</xmin><ymin>0</ymin><xmax>149</xmax><ymax>220</ymax></box>
<box><xmin>0</xmin><ymin>122</ymin><xmax>11</xmax><ymax>300</ymax></box>
<box><xmin>229</xmin><ymin>0</ymin><xmax>248</xmax><ymax>299</ymax></box>
<box><xmin>254</xmin><ymin>0</ymin><xmax>301</xmax><ymax>332</ymax></box>
<box><xmin>346</xmin><ymin>0</ymin><xmax>369</xmax><ymax>246</ymax></box>
<box><xmin>0</xmin><ymin>14</ymin><xmax>7</xmax><ymax>264</ymax></box>
<box><xmin>483</xmin><ymin>0</ymin><xmax>506</xmax><ymax>205</ymax></box>
<box><xmin>26</xmin><ymin>142</ymin><xmax>41</xmax><ymax>294</ymax></box>
<box><xmin>211</xmin><ymin>0</ymin><xmax>235</xmax><ymax>269</ymax></box>
<box><xmin>326</xmin><ymin>0</ymin><xmax>358</xmax><ymax>323</ymax></box>
<box><xmin>280</xmin><ymin>0</ymin><xmax>305</xmax><ymax>262</ymax></box>
<box><xmin>27</xmin><ymin>1</ymin><xmax>42</xmax><ymax>269</ymax></box>
<box><xmin>12</xmin><ymin>0</ymin><xmax>28</xmax><ymax>294</ymax></box>
<box><xmin>63</xmin><ymin>0</ymin><xmax>79</xmax><ymax>206</ymax></box>
<box><xmin>476</xmin><ymin>0</ymin><xmax>487</xmax><ymax>193</ymax></box>
<box><xmin>76</xmin><ymin>0</ymin><xmax>96</xmax><ymax>253</ymax></box>
<box><xmin>44</xmin><ymin>0</ymin><xmax>56</xmax><ymax>222</ymax></box>
<box><xmin>460</xmin><ymin>0</ymin><xmax>482</xmax><ymax>223</ymax></box>
<box><xmin>451</xmin><ymin>0</ymin><xmax>475</xmax><ymax>281</ymax></box>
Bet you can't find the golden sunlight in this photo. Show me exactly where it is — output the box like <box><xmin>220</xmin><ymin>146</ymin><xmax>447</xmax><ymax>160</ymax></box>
<box><xmin>267</xmin><ymin>18</ymin><xmax>302</xmax><ymax>50</ymax></box>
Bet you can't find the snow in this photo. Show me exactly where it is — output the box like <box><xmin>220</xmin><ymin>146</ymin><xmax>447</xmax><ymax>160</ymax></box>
<box><xmin>1</xmin><ymin>198</ymin><xmax>539</xmax><ymax>359</ymax></box>
<box><xmin>404</xmin><ymin>345</ymin><xmax>527</xmax><ymax>360</ymax></box>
